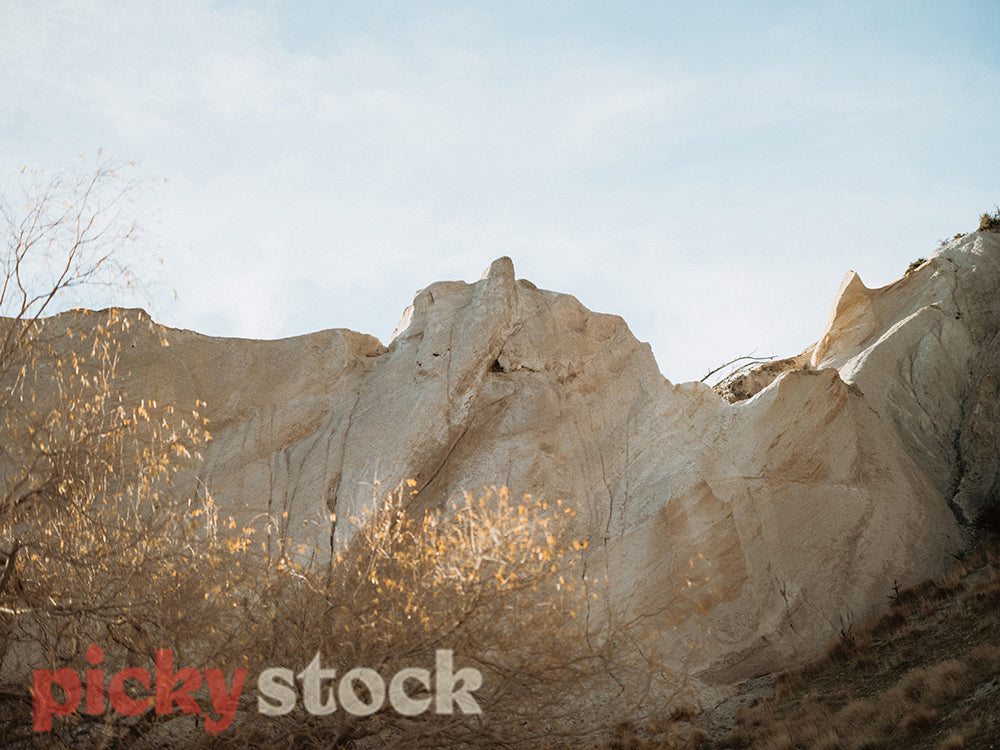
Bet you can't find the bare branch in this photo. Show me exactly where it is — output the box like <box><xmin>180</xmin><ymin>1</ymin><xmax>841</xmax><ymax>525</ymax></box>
<box><xmin>701</xmin><ymin>351</ymin><xmax>778</xmax><ymax>387</ymax></box>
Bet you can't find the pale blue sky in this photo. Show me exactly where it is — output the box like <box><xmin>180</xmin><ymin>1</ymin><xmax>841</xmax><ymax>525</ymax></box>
<box><xmin>2</xmin><ymin>1</ymin><xmax>998</xmax><ymax>382</ymax></box>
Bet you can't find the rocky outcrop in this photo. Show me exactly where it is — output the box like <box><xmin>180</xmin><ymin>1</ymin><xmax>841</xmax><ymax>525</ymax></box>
<box><xmin>103</xmin><ymin>232</ymin><xmax>1000</xmax><ymax>685</ymax></box>
<box><xmin>713</xmin><ymin>349</ymin><xmax>815</xmax><ymax>403</ymax></box>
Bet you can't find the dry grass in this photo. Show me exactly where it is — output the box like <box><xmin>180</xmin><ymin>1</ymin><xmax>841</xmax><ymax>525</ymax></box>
<box><xmin>938</xmin><ymin>731</ymin><xmax>966</xmax><ymax>749</ymax></box>
<box><xmin>669</xmin><ymin>539</ymin><xmax>1000</xmax><ymax>749</ymax></box>
<box><xmin>593</xmin><ymin>539</ymin><xmax>1000</xmax><ymax>749</ymax></box>
<box><xmin>598</xmin><ymin>718</ymin><xmax>709</xmax><ymax>750</ymax></box>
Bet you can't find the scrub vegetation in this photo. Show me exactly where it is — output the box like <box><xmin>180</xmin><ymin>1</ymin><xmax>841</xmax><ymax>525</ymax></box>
<box><xmin>597</xmin><ymin>540</ymin><xmax>1000</xmax><ymax>749</ymax></box>
<box><xmin>707</xmin><ymin>541</ymin><xmax>1000</xmax><ymax>750</ymax></box>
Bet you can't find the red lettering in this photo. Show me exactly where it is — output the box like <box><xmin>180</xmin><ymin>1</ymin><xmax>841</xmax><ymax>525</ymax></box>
<box><xmin>109</xmin><ymin>668</ymin><xmax>153</xmax><ymax>716</ymax></box>
<box><xmin>85</xmin><ymin>643</ymin><xmax>105</xmax><ymax>714</ymax></box>
<box><xmin>203</xmin><ymin>668</ymin><xmax>246</xmax><ymax>734</ymax></box>
<box><xmin>32</xmin><ymin>668</ymin><xmax>81</xmax><ymax>732</ymax></box>
<box><xmin>155</xmin><ymin>649</ymin><xmax>203</xmax><ymax>715</ymax></box>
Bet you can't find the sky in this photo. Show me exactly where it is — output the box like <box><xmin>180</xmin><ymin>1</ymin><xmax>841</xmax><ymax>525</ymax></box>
<box><xmin>2</xmin><ymin>1</ymin><xmax>998</xmax><ymax>383</ymax></box>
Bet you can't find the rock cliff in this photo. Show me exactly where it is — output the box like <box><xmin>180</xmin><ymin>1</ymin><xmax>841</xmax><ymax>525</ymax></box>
<box><xmin>109</xmin><ymin>232</ymin><xmax>1000</xmax><ymax>685</ymax></box>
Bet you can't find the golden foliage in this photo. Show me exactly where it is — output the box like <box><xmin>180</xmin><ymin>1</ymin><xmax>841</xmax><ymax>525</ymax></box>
<box><xmin>210</xmin><ymin>484</ymin><xmax>670</xmax><ymax>749</ymax></box>
<box><xmin>0</xmin><ymin>160</ymin><xmax>232</xmax><ymax>744</ymax></box>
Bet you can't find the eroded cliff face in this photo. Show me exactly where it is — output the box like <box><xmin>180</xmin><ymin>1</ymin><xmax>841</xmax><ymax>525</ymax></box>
<box><xmin>105</xmin><ymin>233</ymin><xmax>1000</xmax><ymax>684</ymax></box>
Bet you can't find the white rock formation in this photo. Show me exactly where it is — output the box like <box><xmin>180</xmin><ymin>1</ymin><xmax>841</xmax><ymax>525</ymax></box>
<box><xmin>104</xmin><ymin>232</ymin><xmax>1000</xmax><ymax>685</ymax></box>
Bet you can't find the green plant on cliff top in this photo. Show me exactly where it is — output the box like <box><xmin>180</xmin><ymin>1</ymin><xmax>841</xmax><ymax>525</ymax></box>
<box><xmin>978</xmin><ymin>205</ymin><xmax>1000</xmax><ymax>232</ymax></box>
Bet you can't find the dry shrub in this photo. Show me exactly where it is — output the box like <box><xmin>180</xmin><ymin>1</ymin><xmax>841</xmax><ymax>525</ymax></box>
<box><xmin>667</xmin><ymin>704</ymin><xmax>697</xmax><ymax>723</ymax></box>
<box><xmin>965</xmin><ymin>644</ymin><xmax>1000</xmax><ymax>675</ymax></box>
<box><xmin>0</xmin><ymin>163</ymin><xmax>221</xmax><ymax>746</ymax></box>
<box><xmin>715</xmin><ymin>725</ymin><xmax>749</xmax><ymax>748</ymax></box>
<box><xmin>855</xmin><ymin>653</ymin><xmax>880</xmax><ymax>673</ymax></box>
<box><xmin>4</xmin><ymin>479</ymin><xmax>675</xmax><ymax>748</ymax></box>
<box><xmin>721</xmin><ymin>542</ymin><xmax>1000</xmax><ymax>750</ymax></box>
<box><xmin>737</xmin><ymin>658</ymin><xmax>972</xmax><ymax>750</ymax></box>
<box><xmin>910</xmin><ymin>577</ymin><xmax>965</xmax><ymax>604</ymax></box>
<box><xmin>813</xmin><ymin>627</ymin><xmax>872</xmax><ymax>674</ymax></box>
<box><xmin>757</xmin><ymin>729</ymin><xmax>793</xmax><ymax>750</ymax></box>
<box><xmin>871</xmin><ymin>609</ymin><xmax>907</xmax><ymax>638</ymax></box>
<box><xmin>811</xmin><ymin>731</ymin><xmax>844</xmax><ymax>750</ymax></box>
<box><xmin>897</xmin><ymin>668</ymin><xmax>930</xmax><ymax>702</ymax></box>
<box><xmin>968</xmin><ymin>577</ymin><xmax>1000</xmax><ymax>615</ymax></box>
<box><xmin>823</xmin><ymin>660</ymin><xmax>968</xmax><ymax>747</ymax></box>
<box><xmin>772</xmin><ymin>669</ymin><xmax>804</xmax><ymax>700</ymax></box>
<box><xmin>890</xmin><ymin>660</ymin><xmax>967</xmax><ymax>707</ymax></box>
<box><xmin>938</xmin><ymin>730</ymin><xmax>965</xmax><ymax>749</ymax></box>
<box><xmin>985</xmin><ymin>543</ymin><xmax>1000</xmax><ymax>572</ymax></box>
<box><xmin>823</xmin><ymin>639</ymin><xmax>855</xmax><ymax>665</ymax></box>
<box><xmin>901</xmin><ymin>706</ymin><xmax>939</xmax><ymax>731</ymax></box>
<box><xmin>734</xmin><ymin>694</ymin><xmax>776</xmax><ymax>730</ymax></box>
<box><xmin>892</xmin><ymin>582</ymin><xmax>924</xmax><ymax>608</ymax></box>
<box><xmin>679</xmin><ymin>729</ymin><xmax>707</xmax><ymax>748</ymax></box>
<box><xmin>608</xmin><ymin>721</ymin><xmax>641</xmax><ymax>750</ymax></box>
<box><xmin>837</xmin><ymin>697</ymin><xmax>889</xmax><ymax>736</ymax></box>
<box><xmin>206</xmin><ymin>485</ymin><xmax>673</xmax><ymax>749</ymax></box>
